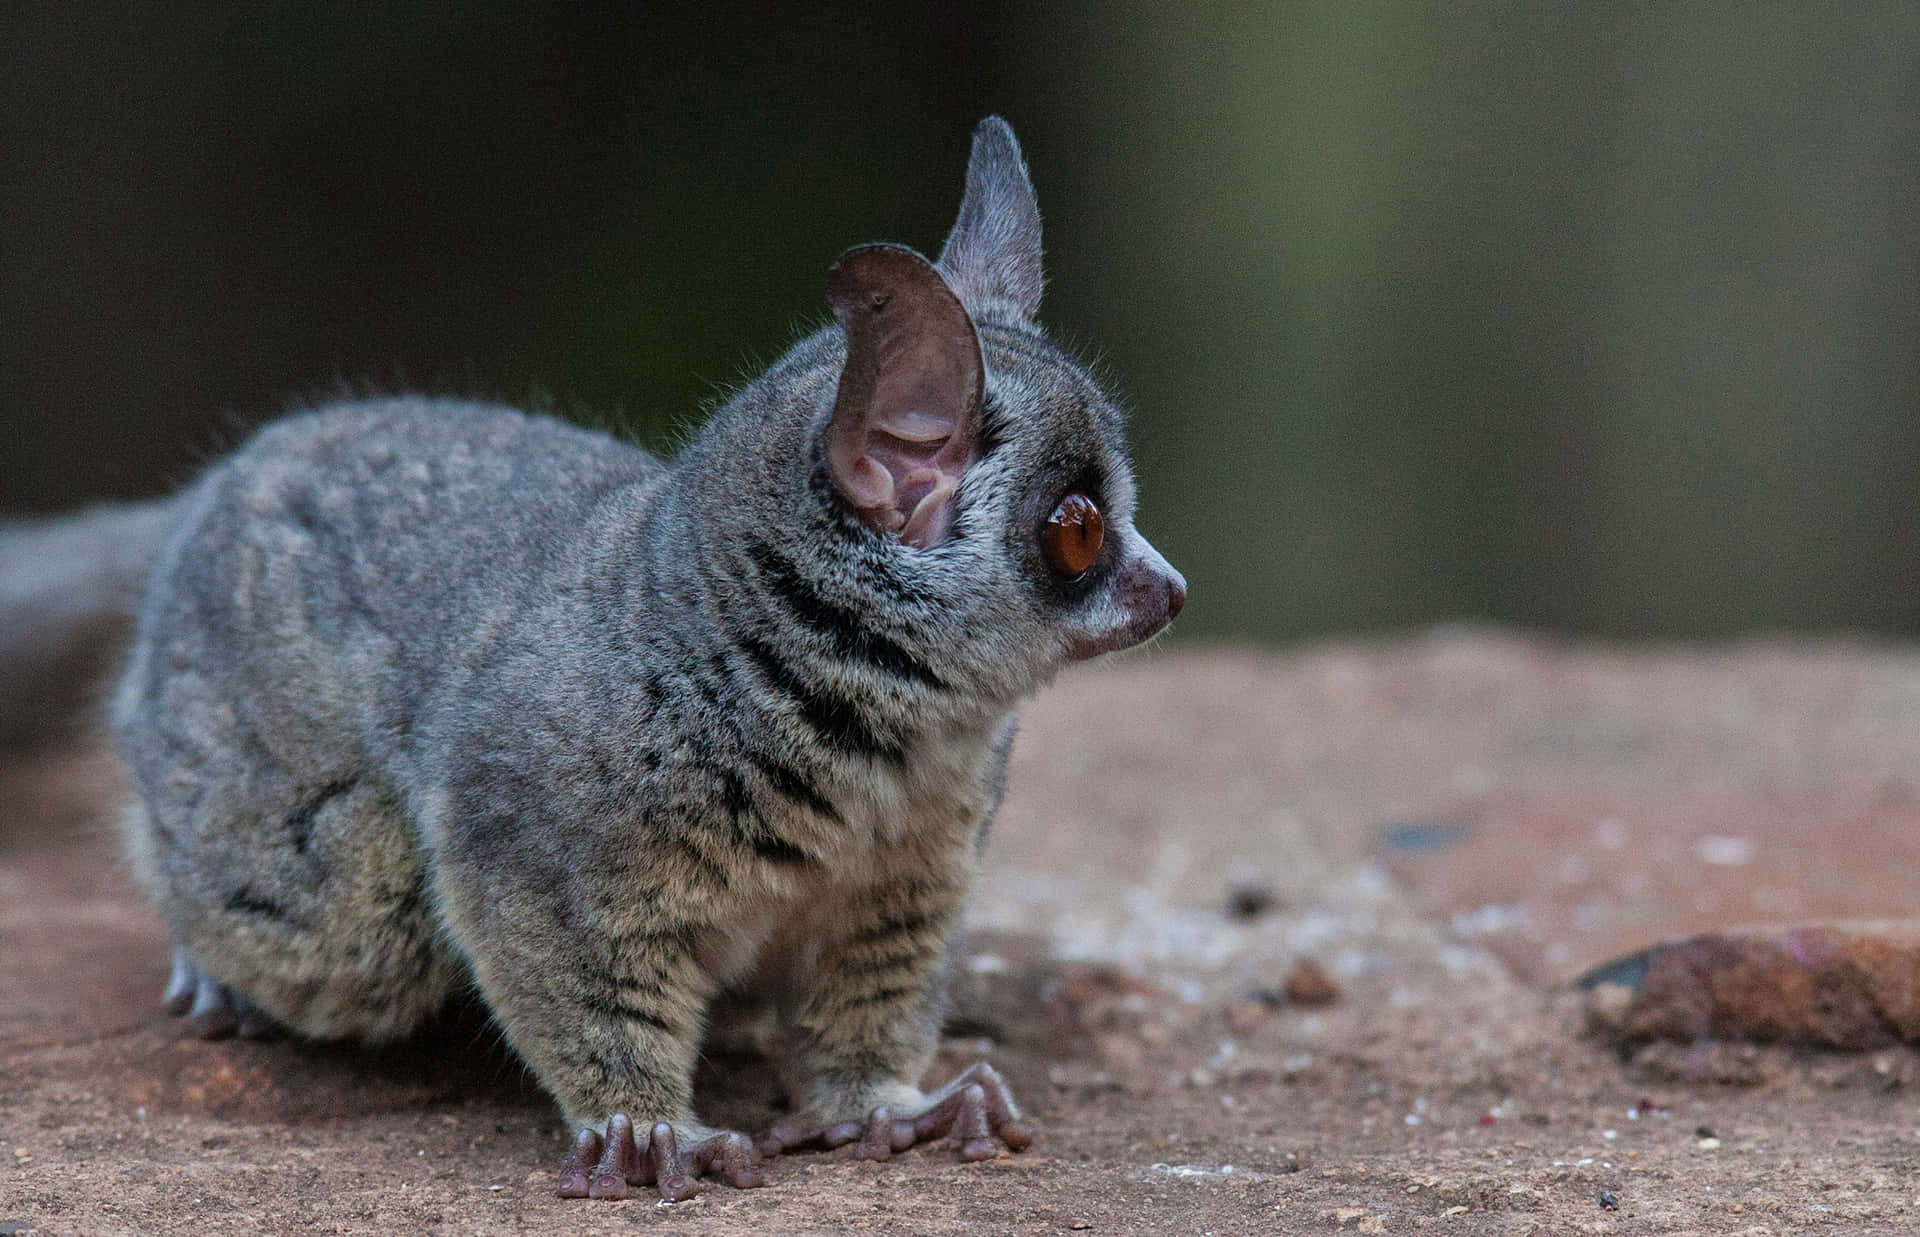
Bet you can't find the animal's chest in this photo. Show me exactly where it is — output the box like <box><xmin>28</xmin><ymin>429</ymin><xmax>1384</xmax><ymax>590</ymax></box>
<box><xmin>698</xmin><ymin>734</ymin><xmax>996</xmax><ymax>986</ymax></box>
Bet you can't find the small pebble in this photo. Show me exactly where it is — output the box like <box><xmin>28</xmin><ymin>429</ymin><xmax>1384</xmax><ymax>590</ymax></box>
<box><xmin>1225</xmin><ymin>1000</ymin><xmax>1267</xmax><ymax>1033</ymax></box>
<box><xmin>1226</xmin><ymin>881</ymin><xmax>1279</xmax><ymax>919</ymax></box>
<box><xmin>1284</xmin><ymin>960</ymin><xmax>1340</xmax><ymax>1006</ymax></box>
<box><xmin>1598</xmin><ymin>1189</ymin><xmax>1619</xmax><ymax>1210</ymax></box>
<box><xmin>1696</xmin><ymin>1136</ymin><xmax>1721</xmax><ymax>1150</ymax></box>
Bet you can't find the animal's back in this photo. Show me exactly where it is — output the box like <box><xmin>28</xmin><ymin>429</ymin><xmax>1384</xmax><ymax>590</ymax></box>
<box><xmin>110</xmin><ymin>397</ymin><xmax>664</xmax><ymax>1041</ymax></box>
<box><xmin>120</xmin><ymin>397</ymin><xmax>660</xmax><ymax>760</ymax></box>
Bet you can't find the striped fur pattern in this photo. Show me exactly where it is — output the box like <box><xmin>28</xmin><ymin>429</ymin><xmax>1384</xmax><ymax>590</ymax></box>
<box><xmin>110</xmin><ymin>118</ymin><xmax>1185</xmax><ymax>1192</ymax></box>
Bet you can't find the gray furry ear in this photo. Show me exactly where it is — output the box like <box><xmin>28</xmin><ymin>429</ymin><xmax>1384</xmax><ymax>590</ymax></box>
<box><xmin>825</xmin><ymin>243</ymin><xmax>984</xmax><ymax>548</ymax></box>
<box><xmin>936</xmin><ymin>116</ymin><xmax>1044</xmax><ymax>324</ymax></box>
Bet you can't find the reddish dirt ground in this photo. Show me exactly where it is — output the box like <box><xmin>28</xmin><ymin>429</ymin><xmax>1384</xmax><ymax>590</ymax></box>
<box><xmin>8</xmin><ymin>633</ymin><xmax>1920</xmax><ymax>1235</ymax></box>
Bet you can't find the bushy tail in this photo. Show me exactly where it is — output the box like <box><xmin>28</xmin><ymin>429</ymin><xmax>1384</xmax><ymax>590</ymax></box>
<box><xmin>0</xmin><ymin>499</ymin><xmax>178</xmax><ymax>749</ymax></box>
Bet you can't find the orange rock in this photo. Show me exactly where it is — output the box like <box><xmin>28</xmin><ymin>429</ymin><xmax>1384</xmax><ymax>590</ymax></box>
<box><xmin>1284</xmin><ymin>960</ymin><xmax>1339</xmax><ymax>1006</ymax></box>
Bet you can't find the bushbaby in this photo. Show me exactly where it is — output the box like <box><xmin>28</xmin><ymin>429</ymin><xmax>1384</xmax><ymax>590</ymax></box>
<box><xmin>110</xmin><ymin>117</ymin><xmax>1186</xmax><ymax>1200</ymax></box>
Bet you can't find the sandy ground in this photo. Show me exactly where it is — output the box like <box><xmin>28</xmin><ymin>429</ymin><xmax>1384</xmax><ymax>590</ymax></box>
<box><xmin>7</xmin><ymin>632</ymin><xmax>1920</xmax><ymax>1235</ymax></box>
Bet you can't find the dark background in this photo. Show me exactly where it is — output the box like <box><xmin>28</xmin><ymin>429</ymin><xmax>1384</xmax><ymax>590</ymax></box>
<box><xmin>6</xmin><ymin>3</ymin><xmax>1919</xmax><ymax>643</ymax></box>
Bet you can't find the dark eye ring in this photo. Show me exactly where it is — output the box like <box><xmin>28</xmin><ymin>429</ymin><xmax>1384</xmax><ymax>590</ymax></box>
<box><xmin>1043</xmin><ymin>492</ymin><xmax>1104</xmax><ymax>578</ymax></box>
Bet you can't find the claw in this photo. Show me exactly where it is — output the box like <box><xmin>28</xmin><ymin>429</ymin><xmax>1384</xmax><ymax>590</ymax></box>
<box><xmin>556</xmin><ymin>1114</ymin><xmax>764</xmax><ymax>1202</ymax></box>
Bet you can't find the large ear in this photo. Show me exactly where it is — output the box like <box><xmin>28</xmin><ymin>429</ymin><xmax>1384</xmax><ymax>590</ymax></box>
<box><xmin>936</xmin><ymin>116</ymin><xmax>1044</xmax><ymax>324</ymax></box>
<box><xmin>825</xmin><ymin>243</ymin><xmax>984</xmax><ymax>548</ymax></box>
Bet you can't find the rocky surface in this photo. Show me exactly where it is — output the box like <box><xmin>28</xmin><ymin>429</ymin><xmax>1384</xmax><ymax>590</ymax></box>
<box><xmin>7</xmin><ymin>632</ymin><xmax>1920</xmax><ymax>1234</ymax></box>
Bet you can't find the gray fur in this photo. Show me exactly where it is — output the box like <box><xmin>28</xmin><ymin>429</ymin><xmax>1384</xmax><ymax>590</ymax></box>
<box><xmin>109</xmin><ymin>117</ymin><xmax>1185</xmax><ymax>1184</ymax></box>
<box><xmin>938</xmin><ymin>117</ymin><xmax>1046</xmax><ymax>324</ymax></box>
<box><xmin>0</xmin><ymin>500</ymin><xmax>177</xmax><ymax>748</ymax></box>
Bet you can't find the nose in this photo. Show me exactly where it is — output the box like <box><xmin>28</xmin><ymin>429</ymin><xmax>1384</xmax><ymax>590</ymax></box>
<box><xmin>1068</xmin><ymin>542</ymin><xmax>1186</xmax><ymax>661</ymax></box>
<box><xmin>1155</xmin><ymin>554</ymin><xmax>1188</xmax><ymax>624</ymax></box>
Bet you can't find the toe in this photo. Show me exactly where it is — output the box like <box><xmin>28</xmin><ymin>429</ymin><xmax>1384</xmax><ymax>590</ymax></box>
<box><xmin>161</xmin><ymin>947</ymin><xmax>197</xmax><ymax>1016</ymax></box>
<box><xmin>586</xmin><ymin>1114</ymin><xmax>639</xmax><ymax>1199</ymax></box>
<box><xmin>233</xmin><ymin>994</ymin><xmax>277</xmax><ymax>1039</ymax></box>
<box><xmin>855</xmin><ymin>1106</ymin><xmax>895</xmax><ymax>1161</ymax></box>
<box><xmin>556</xmin><ymin>1127</ymin><xmax>603</xmax><ymax>1198</ymax></box>
<box><xmin>187</xmin><ymin>976</ymin><xmax>238</xmax><ymax>1040</ymax></box>
<box><xmin>708</xmin><ymin>1133</ymin><xmax>766</xmax><ymax>1189</ymax></box>
<box><xmin>646</xmin><ymin>1123</ymin><xmax>699</xmax><ymax>1201</ymax></box>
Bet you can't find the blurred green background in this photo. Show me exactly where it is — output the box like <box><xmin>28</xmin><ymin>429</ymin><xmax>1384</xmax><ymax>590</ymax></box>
<box><xmin>5</xmin><ymin>3</ymin><xmax>1918</xmax><ymax>642</ymax></box>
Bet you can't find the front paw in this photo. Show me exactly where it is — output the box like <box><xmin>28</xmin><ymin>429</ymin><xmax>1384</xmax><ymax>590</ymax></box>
<box><xmin>557</xmin><ymin>1114</ymin><xmax>764</xmax><ymax>1201</ymax></box>
<box><xmin>758</xmin><ymin>1061</ymin><xmax>1033</xmax><ymax>1163</ymax></box>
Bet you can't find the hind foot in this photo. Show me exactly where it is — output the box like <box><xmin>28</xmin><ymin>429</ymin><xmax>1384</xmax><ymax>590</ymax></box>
<box><xmin>758</xmin><ymin>1061</ymin><xmax>1034</xmax><ymax>1163</ymax></box>
<box><xmin>161</xmin><ymin>946</ymin><xmax>278</xmax><ymax>1040</ymax></box>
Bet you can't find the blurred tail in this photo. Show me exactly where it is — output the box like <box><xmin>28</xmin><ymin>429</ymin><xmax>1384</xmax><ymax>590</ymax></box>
<box><xmin>0</xmin><ymin>499</ymin><xmax>178</xmax><ymax>749</ymax></box>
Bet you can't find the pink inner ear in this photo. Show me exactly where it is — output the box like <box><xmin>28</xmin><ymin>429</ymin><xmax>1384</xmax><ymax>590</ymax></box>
<box><xmin>829</xmin><ymin>425</ymin><xmax>971</xmax><ymax>546</ymax></box>
<box><xmin>854</xmin><ymin>327</ymin><xmax>977</xmax><ymax>546</ymax></box>
<box><xmin>877</xmin><ymin>408</ymin><xmax>958</xmax><ymax>444</ymax></box>
<box><xmin>864</xmin><ymin>432</ymin><xmax>968</xmax><ymax>547</ymax></box>
<box><xmin>824</xmin><ymin>244</ymin><xmax>984</xmax><ymax>547</ymax></box>
<box><xmin>836</xmin><ymin>454</ymin><xmax>898</xmax><ymax>517</ymax></box>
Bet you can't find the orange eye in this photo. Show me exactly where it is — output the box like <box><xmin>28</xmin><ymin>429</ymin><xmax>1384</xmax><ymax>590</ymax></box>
<box><xmin>1043</xmin><ymin>493</ymin><xmax>1104</xmax><ymax>578</ymax></box>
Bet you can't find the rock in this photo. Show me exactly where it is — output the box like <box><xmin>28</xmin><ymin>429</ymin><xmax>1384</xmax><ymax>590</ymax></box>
<box><xmin>1284</xmin><ymin>960</ymin><xmax>1339</xmax><ymax>1007</ymax></box>
<box><xmin>1584</xmin><ymin>924</ymin><xmax>1920</xmax><ymax>1050</ymax></box>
